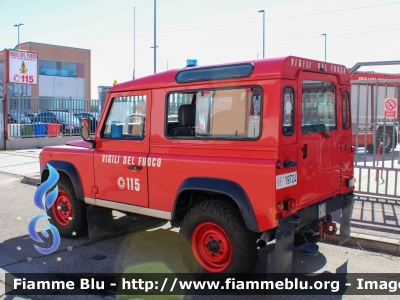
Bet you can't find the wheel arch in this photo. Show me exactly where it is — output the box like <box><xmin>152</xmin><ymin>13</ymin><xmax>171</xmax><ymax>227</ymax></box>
<box><xmin>41</xmin><ymin>160</ymin><xmax>84</xmax><ymax>201</ymax></box>
<box><xmin>172</xmin><ymin>177</ymin><xmax>259</xmax><ymax>232</ymax></box>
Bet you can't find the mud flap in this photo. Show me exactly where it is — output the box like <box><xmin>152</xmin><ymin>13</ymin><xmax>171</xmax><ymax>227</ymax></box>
<box><xmin>339</xmin><ymin>198</ymin><xmax>354</xmax><ymax>245</ymax></box>
<box><xmin>87</xmin><ymin>205</ymin><xmax>114</xmax><ymax>239</ymax></box>
<box><xmin>267</xmin><ymin>217</ymin><xmax>300</xmax><ymax>273</ymax></box>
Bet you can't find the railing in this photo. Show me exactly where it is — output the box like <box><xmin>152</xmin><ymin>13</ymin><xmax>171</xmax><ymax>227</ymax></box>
<box><xmin>7</xmin><ymin>96</ymin><xmax>99</xmax><ymax>139</ymax></box>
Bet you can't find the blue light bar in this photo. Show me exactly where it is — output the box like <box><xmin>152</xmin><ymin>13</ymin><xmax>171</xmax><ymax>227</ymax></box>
<box><xmin>186</xmin><ymin>59</ymin><xmax>198</xmax><ymax>67</ymax></box>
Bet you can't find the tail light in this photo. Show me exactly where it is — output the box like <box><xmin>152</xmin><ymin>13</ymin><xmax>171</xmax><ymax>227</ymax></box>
<box><xmin>276</xmin><ymin>160</ymin><xmax>283</xmax><ymax>169</ymax></box>
<box><xmin>283</xmin><ymin>199</ymin><xmax>296</xmax><ymax>211</ymax></box>
<box><xmin>276</xmin><ymin>202</ymin><xmax>284</xmax><ymax>211</ymax></box>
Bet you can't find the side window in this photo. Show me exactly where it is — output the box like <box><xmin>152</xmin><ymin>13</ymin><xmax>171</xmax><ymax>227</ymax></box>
<box><xmin>166</xmin><ymin>86</ymin><xmax>262</xmax><ymax>139</ymax></box>
<box><xmin>342</xmin><ymin>91</ymin><xmax>351</xmax><ymax>130</ymax></box>
<box><xmin>302</xmin><ymin>81</ymin><xmax>336</xmax><ymax>133</ymax></box>
<box><xmin>167</xmin><ymin>93</ymin><xmax>194</xmax><ymax>123</ymax></box>
<box><xmin>102</xmin><ymin>95</ymin><xmax>146</xmax><ymax>139</ymax></box>
<box><xmin>282</xmin><ymin>87</ymin><xmax>295</xmax><ymax>136</ymax></box>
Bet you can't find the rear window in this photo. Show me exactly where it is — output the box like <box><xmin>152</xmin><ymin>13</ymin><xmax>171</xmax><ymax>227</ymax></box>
<box><xmin>342</xmin><ymin>91</ymin><xmax>351</xmax><ymax>130</ymax></box>
<box><xmin>302</xmin><ymin>80</ymin><xmax>336</xmax><ymax>133</ymax></box>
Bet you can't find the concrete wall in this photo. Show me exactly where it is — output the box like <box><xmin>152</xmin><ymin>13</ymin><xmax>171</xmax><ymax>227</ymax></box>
<box><xmin>39</xmin><ymin>76</ymin><xmax>84</xmax><ymax>98</ymax></box>
<box><xmin>6</xmin><ymin>135</ymin><xmax>82</xmax><ymax>150</ymax></box>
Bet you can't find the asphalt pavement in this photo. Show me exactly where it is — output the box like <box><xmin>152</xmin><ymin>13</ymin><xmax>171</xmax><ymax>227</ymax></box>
<box><xmin>0</xmin><ymin>147</ymin><xmax>399</xmax><ymax>257</ymax></box>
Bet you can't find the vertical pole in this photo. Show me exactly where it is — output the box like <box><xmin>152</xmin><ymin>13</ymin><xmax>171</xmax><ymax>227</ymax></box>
<box><xmin>262</xmin><ymin>11</ymin><xmax>265</xmax><ymax>58</ymax></box>
<box><xmin>154</xmin><ymin>0</ymin><xmax>157</xmax><ymax>74</ymax></box>
<box><xmin>133</xmin><ymin>6</ymin><xmax>136</xmax><ymax>79</ymax></box>
<box><xmin>17</xmin><ymin>26</ymin><xmax>20</xmax><ymax>49</ymax></box>
<box><xmin>321</xmin><ymin>34</ymin><xmax>326</xmax><ymax>61</ymax></box>
<box><xmin>258</xmin><ymin>10</ymin><xmax>265</xmax><ymax>58</ymax></box>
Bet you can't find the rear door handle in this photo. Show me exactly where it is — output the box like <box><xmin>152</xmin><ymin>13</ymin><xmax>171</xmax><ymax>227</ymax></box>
<box><xmin>128</xmin><ymin>165</ymin><xmax>142</xmax><ymax>170</ymax></box>
<box><xmin>302</xmin><ymin>144</ymin><xmax>308</xmax><ymax>159</ymax></box>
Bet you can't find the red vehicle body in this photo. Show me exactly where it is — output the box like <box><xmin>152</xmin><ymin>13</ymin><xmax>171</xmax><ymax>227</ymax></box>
<box><xmin>39</xmin><ymin>56</ymin><xmax>355</xmax><ymax>274</ymax></box>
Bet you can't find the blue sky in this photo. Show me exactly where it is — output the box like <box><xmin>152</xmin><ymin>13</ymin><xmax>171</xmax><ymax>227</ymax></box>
<box><xmin>1</xmin><ymin>0</ymin><xmax>400</xmax><ymax>98</ymax></box>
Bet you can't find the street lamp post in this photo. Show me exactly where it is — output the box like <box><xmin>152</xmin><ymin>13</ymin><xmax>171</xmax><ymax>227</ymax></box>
<box><xmin>258</xmin><ymin>10</ymin><xmax>265</xmax><ymax>58</ymax></box>
<box><xmin>13</xmin><ymin>23</ymin><xmax>24</xmax><ymax>49</ymax></box>
<box><xmin>153</xmin><ymin>0</ymin><xmax>157</xmax><ymax>73</ymax></box>
<box><xmin>133</xmin><ymin>6</ymin><xmax>136</xmax><ymax>79</ymax></box>
<box><xmin>321</xmin><ymin>33</ymin><xmax>326</xmax><ymax>62</ymax></box>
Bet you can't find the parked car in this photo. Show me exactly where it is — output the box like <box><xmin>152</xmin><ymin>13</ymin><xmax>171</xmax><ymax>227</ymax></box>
<box><xmin>8</xmin><ymin>113</ymin><xmax>31</xmax><ymax>124</ymax></box>
<box><xmin>33</xmin><ymin>111</ymin><xmax>58</xmax><ymax>124</ymax></box>
<box><xmin>25</xmin><ymin>113</ymin><xmax>35</xmax><ymax>123</ymax></box>
<box><xmin>74</xmin><ymin>112</ymin><xmax>98</xmax><ymax>133</ymax></box>
<box><xmin>53</xmin><ymin>112</ymin><xmax>81</xmax><ymax>134</ymax></box>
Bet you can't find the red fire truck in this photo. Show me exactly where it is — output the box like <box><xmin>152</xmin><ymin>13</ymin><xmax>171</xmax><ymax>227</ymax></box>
<box><xmin>39</xmin><ymin>56</ymin><xmax>355</xmax><ymax>274</ymax></box>
<box><xmin>350</xmin><ymin>71</ymin><xmax>400</xmax><ymax>153</ymax></box>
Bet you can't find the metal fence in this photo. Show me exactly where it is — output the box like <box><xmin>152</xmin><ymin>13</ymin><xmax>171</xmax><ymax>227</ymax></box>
<box><xmin>7</xmin><ymin>97</ymin><xmax>99</xmax><ymax>139</ymax></box>
<box><xmin>352</xmin><ymin>79</ymin><xmax>400</xmax><ymax>200</ymax></box>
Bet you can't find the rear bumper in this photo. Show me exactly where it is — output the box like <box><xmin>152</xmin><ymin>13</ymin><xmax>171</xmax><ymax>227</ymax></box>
<box><xmin>267</xmin><ymin>192</ymin><xmax>354</xmax><ymax>273</ymax></box>
<box><xmin>283</xmin><ymin>192</ymin><xmax>354</xmax><ymax>231</ymax></box>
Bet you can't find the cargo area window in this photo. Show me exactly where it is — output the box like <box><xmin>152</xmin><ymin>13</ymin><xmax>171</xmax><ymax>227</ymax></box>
<box><xmin>176</xmin><ymin>63</ymin><xmax>254</xmax><ymax>83</ymax></box>
<box><xmin>282</xmin><ymin>87</ymin><xmax>295</xmax><ymax>136</ymax></box>
<box><xmin>302</xmin><ymin>81</ymin><xmax>336</xmax><ymax>134</ymax></box>
<box><xmin>166</xmin><ymin>87</ymin><xmax>262</xmax><ymax>139</ymax></box>
<box><xmin>342</xmin><ymin>91</ymin><xmax>351</xmax><ymax>130</ymax></box>
<box><xmin>102</xmin><ymin>95</ymin><xmax>146</xmax><ymax>139</ymax></box>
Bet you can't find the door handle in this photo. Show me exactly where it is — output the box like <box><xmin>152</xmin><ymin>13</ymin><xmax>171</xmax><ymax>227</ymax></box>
<box><xmin>128</xmin><ymin>165</ymin><xmax>142</xmax><ymax>170</ymax></box>
<box><xmin>302</xmin><ymin>144</ymin><xmax>308</xmax><ymax>159</ymax></box>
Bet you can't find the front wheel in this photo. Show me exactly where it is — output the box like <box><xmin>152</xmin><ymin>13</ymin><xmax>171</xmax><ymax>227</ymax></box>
<box><xmin>179</xmin><ymin>200</ymin><xmax>258</xmax><ymax>274</ymax></box>
<box><xmin>47</xmin><ymin>176</ymin><xmax>88</xmax><ymax>238</ymax></box>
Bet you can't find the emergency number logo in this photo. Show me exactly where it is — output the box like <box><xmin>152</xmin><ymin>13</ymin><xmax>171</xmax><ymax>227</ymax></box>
<box><xmin>117</xmin><ymin>177</ymin><xmax>126</xmax><ymax>189</ymax></box>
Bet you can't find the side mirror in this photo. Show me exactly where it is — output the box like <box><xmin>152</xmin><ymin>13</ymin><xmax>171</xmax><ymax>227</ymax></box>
<box><xmin>81</xmin><ymin>118</ymin><xmax>90</xmax><ymax>139</ymax></box>
<box><xmin>80</xmin><ymin>118</ymin><xmax>96</xmax><ymax>149</ymax></box>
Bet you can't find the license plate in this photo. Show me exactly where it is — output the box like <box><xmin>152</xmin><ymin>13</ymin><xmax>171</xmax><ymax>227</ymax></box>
<box><xmin>276</xmin><ymin>171</ymin><xmax>297</xmax><ymax>190</ymax></box>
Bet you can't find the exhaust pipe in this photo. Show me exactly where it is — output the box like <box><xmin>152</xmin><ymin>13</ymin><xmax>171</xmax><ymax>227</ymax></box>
<box><xmin>257</xmin><ymin>230</ymin><xmax>273</xmax><ymax>248</ymax></box>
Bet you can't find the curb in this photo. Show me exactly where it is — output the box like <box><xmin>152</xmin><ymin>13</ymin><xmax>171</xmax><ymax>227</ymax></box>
<box><xmin>21</xmin><ymin>173</ymin><xmax>40</xmax><ymax>186</ymax></box>
<box><xmin>324</xmin><ymin>231</ymin><xmax>400</xmax><ymax>256</ymax></box>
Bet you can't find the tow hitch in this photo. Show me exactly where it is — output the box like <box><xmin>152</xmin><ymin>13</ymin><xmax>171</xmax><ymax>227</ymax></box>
<box><xmin>319</xmin><ymin>221</ymin><xmax>337</xmax><ymax>236</ymax></box>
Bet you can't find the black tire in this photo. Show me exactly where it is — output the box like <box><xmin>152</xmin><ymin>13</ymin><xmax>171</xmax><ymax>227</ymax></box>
<box><xmin>179</xmin><ymin>200</ymin><xmax>258</xmax><ymax>274</ymax></box>
<box><xmin>367</xmin><ymin>127</ymin><xmax>396</xmax><ymax>154</ymax></box>
<box><xmin>47</xmin><ymin>175</ymin><xmax>88</xmax><ymax>238</ymax></box>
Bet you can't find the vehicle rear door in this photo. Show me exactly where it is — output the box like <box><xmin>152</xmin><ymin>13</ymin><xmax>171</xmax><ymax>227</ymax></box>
<box><xmin>296</xmin><ymin>73</ymin><xmax>341</xmax><ymax>205</ymax></box>
<box><xmin>93</xmin><ymin>91</ymin><xmax>150</xmax><ymax>207</ymax></box>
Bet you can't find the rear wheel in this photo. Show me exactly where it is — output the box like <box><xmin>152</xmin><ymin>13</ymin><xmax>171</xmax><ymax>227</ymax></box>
<box><xmin>367</xmin><ymin>127</ymin><xmax>396</xmax><ymax>153</ymax></box>
<box><xmin>47</xmin><ymin>176</ymin><xmax>87</xmax><ymax>238</ymax></box>
<box><xmin>179</xmin><ymin>200</ymin><xmax>258</xmax><ymax>274</ymax></box>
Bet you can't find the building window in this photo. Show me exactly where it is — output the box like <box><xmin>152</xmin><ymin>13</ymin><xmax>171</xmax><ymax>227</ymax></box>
<box><xmin>39</xmin><ymin>60</ymin><xmax>77</xmax><ymax>77</ymax></box>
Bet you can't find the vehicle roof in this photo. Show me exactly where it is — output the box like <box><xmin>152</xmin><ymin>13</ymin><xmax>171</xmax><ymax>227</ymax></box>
<box><xmin>111</xmin><ymin>56</ymin><xmax>350</xmax><ymax>93</ymax></box>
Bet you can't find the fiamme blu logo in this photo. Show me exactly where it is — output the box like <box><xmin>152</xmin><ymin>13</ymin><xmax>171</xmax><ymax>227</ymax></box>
<box><xmin>28</xmin><ymin>164</ymin><xmax>61</xmax><ymax>254</ymax></box>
